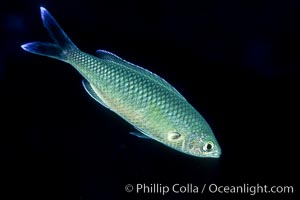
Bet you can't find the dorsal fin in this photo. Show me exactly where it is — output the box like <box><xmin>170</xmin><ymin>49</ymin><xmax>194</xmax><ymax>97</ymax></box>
<box><xmin>96</xmin><ymin>49</ymin><xmax>129</xmax><ymax>66</ymax></box>
<box><xmin>95</xmin><ymin>49</ymin><xmax>186</xmax><ymax>101</ymax></box>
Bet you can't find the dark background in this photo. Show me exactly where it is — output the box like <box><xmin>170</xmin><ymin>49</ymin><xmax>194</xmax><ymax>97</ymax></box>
<box><xmin>0</xmin><ymin>0</ymin><xmax>299</xmax><ymax>199</ymax></box>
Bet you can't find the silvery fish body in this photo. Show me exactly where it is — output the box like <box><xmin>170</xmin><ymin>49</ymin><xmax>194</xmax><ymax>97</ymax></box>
<box><xmin>21</xmin><ymin>7</ymin><xmax>221</xmax><ymax>158</ymax></box>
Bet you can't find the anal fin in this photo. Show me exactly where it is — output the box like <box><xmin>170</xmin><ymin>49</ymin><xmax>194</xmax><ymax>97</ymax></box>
<box><xmin>82</xmin><ymin>79</ymin><xmax>111</xmax><ymax>110</ymax></box>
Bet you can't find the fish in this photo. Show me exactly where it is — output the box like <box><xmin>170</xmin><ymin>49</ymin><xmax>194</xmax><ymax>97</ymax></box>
<box><xmin>21</xmin><ymin>7</ymin><xmax>221</xmax><ymax>158</ymax></box>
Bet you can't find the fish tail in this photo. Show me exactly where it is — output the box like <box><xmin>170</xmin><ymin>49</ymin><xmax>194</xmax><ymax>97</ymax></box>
<box><xmin>21</xmin><ymin>7</ymin><xmax>77</xmax><ymax>62</ymax></box>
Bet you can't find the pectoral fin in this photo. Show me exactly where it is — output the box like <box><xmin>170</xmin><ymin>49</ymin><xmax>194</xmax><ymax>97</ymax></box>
<box><xmin>129</xmin><ymin>132</ymin><xmax>152</xmax><ymax>139</ymax></box>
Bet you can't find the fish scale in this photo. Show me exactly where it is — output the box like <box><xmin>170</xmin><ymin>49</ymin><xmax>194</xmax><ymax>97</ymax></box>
<box><xmin>70</xmin><ymin>49</ymin><xmax>197</xmax><ymax>142</ymax></box>
<box><xmin>21</xmin><ymin>7</ymin><xmax>221</xmax><ymax>158</ymax></box>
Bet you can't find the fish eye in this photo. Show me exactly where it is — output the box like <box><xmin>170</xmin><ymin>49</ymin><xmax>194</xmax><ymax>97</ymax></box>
<box><xmin>167</xmin><ymin>131</ymin><xmax>181</xmax><ymax>141</ymax></box>
<box><xmin>203</xmin><ymin>141</ymin><xmax>214</xmax><ymax>152</ymax></box>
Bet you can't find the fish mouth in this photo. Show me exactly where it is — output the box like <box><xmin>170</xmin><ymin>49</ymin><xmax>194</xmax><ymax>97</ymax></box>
<box><xmin>188</xmin><ymin>148</ymin><xmax>221</xmax><ymax>158</ymax></box>
<box><xmin>205</xmin><ymin>151</ymin><xmax>221</xmax><ymax>158</ymax></box>
<box><xmin>189</xmin><ymin>151</ymin><xmax>221</xmax><ymax>158</ymax></box>
<box><xmin>209</xmin><ymin>153</ymin><xmax>221</xmax><ymax>158</ymax></box>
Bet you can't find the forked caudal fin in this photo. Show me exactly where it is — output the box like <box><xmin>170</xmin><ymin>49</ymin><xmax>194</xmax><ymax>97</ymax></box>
<box><xmin>21</xmin><ymin>7</ymin><xmax>77</xmax><ymax>61</ymax></box>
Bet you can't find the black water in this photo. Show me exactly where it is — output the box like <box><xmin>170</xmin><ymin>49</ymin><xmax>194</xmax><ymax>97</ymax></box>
<box><xmin>1</xmin><ymin>0</ymin><xmax>298</xmax><ymax>200</ymax></box>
